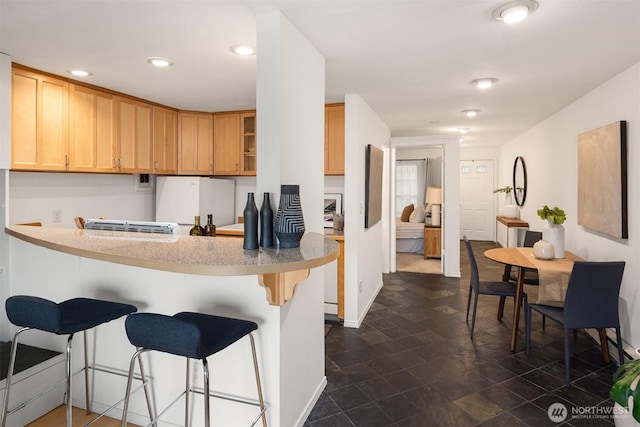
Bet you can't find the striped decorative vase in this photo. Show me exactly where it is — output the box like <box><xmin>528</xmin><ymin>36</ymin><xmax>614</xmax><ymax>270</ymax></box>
<box><xmin>274</xmin><ymin>185</ymin><xmax>305</xmax><ymax>248</ymax></box>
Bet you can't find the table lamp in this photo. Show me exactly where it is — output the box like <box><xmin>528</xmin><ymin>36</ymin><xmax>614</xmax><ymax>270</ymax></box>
<box><xmin>426</xmin><ymin>186</ymin><xmax>442</xmax><ymax>227</ymax></box>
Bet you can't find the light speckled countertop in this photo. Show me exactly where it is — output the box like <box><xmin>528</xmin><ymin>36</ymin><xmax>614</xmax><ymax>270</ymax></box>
<box><xmin>6</xmin><ymin>225</ymin><xmax>339</xmax><ymax>276</ymax></box>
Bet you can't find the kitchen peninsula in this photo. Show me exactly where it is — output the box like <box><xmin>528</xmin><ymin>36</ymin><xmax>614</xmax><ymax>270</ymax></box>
<box><xmin>5</xmin><ymin>225</ymin><xmax>339</xmax><ymax>426</ymax></box>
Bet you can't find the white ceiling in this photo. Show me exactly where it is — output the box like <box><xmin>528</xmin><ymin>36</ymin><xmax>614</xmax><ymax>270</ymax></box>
<box><xmin>1</xmin><ymin>0</ymin><xmax>638</xmax><ymax>147</ymax></box>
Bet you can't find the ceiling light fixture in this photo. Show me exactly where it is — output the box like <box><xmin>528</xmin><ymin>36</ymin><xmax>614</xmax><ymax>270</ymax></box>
<box><xmin>458</xmin><ymin>128</ymin><xmax>470</xmax><ymax>134</ymax></box>
<box><xmin>472</xmin><ymin>78</ymin><xmax>498</xmax><ymax>89</ymax></box>
<box><xmin>231</xmin><ymin>45</ymin><xmax>255</xmax><ymax>56</ymax></box>
<box><xmin>67</xmin><ymin>69</ymin><xmax>92</xmax><ymax>77</ymax></box>
<box><xmin>492</xmin><ymin>0</ymin><xmax>538</xmax><ymax>24</ymax></box>
<box><xmin>146</xmin><ymin>57</ymin><xmax>174</xmax><ymax>67</ymax></box>
<box><xmin>462</xmin><ymin>109</ymin><xmax>480</xmax><ymax>118</ymax></box>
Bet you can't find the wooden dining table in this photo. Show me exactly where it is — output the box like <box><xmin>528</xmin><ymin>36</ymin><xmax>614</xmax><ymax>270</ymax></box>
<box><xmin>484</xmin><ymin>247</ymin><xmax>583</xmax><ymax>352</ymax></box>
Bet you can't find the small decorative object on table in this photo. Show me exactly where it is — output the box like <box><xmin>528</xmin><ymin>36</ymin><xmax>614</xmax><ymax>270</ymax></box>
<box><xmin>537</xmin><ymin>205</ymin><xmax>566</xmax><ymax>258</ymax></box>
<box><xmin>260</xmin><ymin>192</ymin><xmax>275</xmax><ymax>248</ymax></box>
<box><xmin>532</xmin><ymin>239</ymin><xmax>554</xmax><ymax>260</ymax></box>
<box><xmin>243</xmin><ymin>193</ymin><xmax>259</xmax><ymax>250</ymax></box>
<box><xmin>275</xmin><ymin>185</ymin><xmax>305</xmax><ymax>248</ymax></box>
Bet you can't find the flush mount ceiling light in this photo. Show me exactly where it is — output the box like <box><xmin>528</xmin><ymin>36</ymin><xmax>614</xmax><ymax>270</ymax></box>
<box><xmin>146</xmin><ymin>57</ymin><xmax>174</xmax><ymax>67</ymax></box>
<box><xmin>231</xmin><ymin>45</ymin><xmax>255</xmax><ymax>56</ymax></box>
<box><xmin>492</xmin><ymin>0</ymin><xmax>539</xmax><ymax>24</ymax></box>
<box><xmin>472</xmin><ymin>78</ymin><xmax>498</xmax><ymax>89</ymax></box>
<box><xmin>458</xmin><ymin>128</ymin><xmax>470</xmax><ymax>134</ymax></box>
<box><xmin>67</xmin><ymin>69</ymin><xmax>92</xmax><ymax>77</ymax></box>
<box><xmin>462</xmin><ymin>109</ymin><xmax>481</xmax><ymax>118</ymax></box>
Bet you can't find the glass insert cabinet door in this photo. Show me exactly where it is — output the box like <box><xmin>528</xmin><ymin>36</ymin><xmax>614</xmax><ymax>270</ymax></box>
<box><xmin>242</xmin><ymin>112</ymin><xmax>256</xmax><ymax>175</ymax></box>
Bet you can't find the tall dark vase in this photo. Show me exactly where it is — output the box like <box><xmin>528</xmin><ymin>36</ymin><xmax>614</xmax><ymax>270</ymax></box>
<box><xmin>274</xmin><ymin>185</ymin><xmax>305</xmax><ymax>248</ymax></box>
<box><xmin>260</xmin><ymin>192</ymin><xmax>275</xmax><ymax>248</ymax></box>
<box><xmin>243</xmin><ymin>193</ymin><xmax>259</xmax><ymax>250</ymax></box>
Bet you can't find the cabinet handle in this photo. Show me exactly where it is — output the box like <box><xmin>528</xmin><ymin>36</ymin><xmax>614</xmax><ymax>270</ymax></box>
<box><xmin>65</xmin><ymin>154</ymin><xmax>69</xmax><ymax>166</ymax></box>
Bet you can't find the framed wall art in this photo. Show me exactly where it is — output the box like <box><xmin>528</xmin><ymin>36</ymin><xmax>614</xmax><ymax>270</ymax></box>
<box><xmin>324</xmin><ymin>193</ymin><xmax>343</xmax><ymax>228</ymax></box>
<box><xmin>577</xmin><ymin>120</ymin><xmax>627</xmax><ymax>239</ymax></box>
<box><xmin>365</xmin><ymin>144</ymin><xmax>384</xmax><ymax>229</ymax></box>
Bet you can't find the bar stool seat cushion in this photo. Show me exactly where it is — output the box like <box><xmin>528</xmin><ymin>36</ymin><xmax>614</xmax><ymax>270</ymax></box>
<box><xmin>6</xmin><ymin>296</ymin><xmax>137</xmax><ymax>335</ymax></box>
<box><xmin>125</xmin><ymin>312</ymin><xmax>258</xmax><ymax>360</ymax></box>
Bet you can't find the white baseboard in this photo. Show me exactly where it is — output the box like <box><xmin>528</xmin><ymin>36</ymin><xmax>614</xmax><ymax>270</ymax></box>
<box><xmin>295</xmin><ymin>376</ymin><xmax>327</xmax><ymax>427</ymax></box>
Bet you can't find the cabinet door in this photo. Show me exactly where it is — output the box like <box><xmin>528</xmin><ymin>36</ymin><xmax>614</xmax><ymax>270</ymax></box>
<box><xmin>69</xmin><ymin>84</ymin><xmax>116</xmax><ymax>172</ymax></box>
<box><xmin>240</xmin><ymin>112</ymin><xmax>256</xmax><ymax>176</ymax></box>
<box><xmin>153</xmin><ymin>106</ymin><xmax>178</xmax><ymax>175</ymax></box>
<box><xmin>324</xmin><ymin>104</ymin><xmax>345</xmax><ymax>175</ymax></box>
<box><xmin>212</xmin><ymin>113</ymin><xmax>241</xmax><ymax>175</ymax></box>
<box><xmin>11</xmin><ymin>68</ymin><xmax>69</xmax><ymax>171</ymax></box>
<box><xmin>178</xmin><ymin>112</ymin><xmax>213</xmax><ymax>175</ymax></box>
<box><xmin>117</xmin><ymin>97</ymin><xmax>152</xmax><ymax>173</ymax></box>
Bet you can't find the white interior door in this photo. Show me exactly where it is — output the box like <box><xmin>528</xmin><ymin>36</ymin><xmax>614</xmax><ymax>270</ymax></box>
<box><xmin>460</xmin><ymin>160</ymin><xmax>494</xmax><ymax>241</ymax></box>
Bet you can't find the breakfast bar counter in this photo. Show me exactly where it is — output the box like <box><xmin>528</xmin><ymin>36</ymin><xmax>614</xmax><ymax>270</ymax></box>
<box><xmin>6</xmin><ymin>225</ymin><xmax>339</xmax><ymax>306</ymax></box>
<box><xmin>4</xmin><ymin>225</ymin><xmax>339</xmax><ymax>426</ymax></box>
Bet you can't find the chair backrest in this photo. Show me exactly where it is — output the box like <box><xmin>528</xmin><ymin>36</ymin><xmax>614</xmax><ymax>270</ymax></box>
<box><xmin>523</xmin><ymin>231</ymin><xmax>542</xmax><ymax>247</ymax></box>
<box><xmin>564</xmin><ymin>261</ymin><xmax>625</xmax><ymax>329</ymax></box>
<box><xmin>462</xmin><ymin>236</ymin><xmax>480</xmax><ymax>291</ymax></box>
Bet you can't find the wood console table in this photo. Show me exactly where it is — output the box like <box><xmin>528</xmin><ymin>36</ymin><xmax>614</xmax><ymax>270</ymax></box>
<box><xmin>496</xmin><ymin>216</ymin><xmax>529</xmax><ymax>247</ymax></box>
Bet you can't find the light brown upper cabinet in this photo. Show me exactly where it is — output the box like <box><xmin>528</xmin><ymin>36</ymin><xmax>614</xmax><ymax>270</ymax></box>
<box><xmin>116</xmin><ymin>97</ymin><xmax>153</xmax><ymax>173</ymax></box>
<box><xmin>68</xmin><ymin>84</ymin><xmax>116</xmax><ymax>172</ymax></box>
<box><xmin>178</xmin><ymin>112</ymin><xmax>213</xmax><ymax>175</ymax></box>
<box><xmin>153</xmin><ymin>106</ymin><xmax>178</xmax><ymax>175</ymax></box>
<box><xmin>325</xmin><ymin>103</ymin><xmax>345</xmax><ymax>175</ymax></box>
<box><xmin>212</xmin><ymin>111</ymin><xmax>256</xmax><ymax>176</ymax></box>
<box><xmin>212</xmin><ymin>112</ymin><xmax>241</xmax><ymax>175</ymax></box>
<box><xmin>11</xmin><ymin>67</ymin><xmax>69</xmax><ymax>171</ymax></box>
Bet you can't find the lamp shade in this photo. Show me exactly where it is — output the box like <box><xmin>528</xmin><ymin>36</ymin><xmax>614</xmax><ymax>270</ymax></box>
<box><xmin>426</xmin><ymin>187</ymin><xmax>442</xmax><ymax>205</ymax></box>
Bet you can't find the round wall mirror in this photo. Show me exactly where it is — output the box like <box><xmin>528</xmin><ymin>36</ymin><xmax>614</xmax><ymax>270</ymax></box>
<box><xmin>513</xmin><ymin>156</ymin><xmax>527</xmax><ymax>206</ymax></box>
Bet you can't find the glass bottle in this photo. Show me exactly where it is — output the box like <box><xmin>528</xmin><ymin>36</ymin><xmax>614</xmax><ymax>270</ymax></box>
<box><xmin>204</xmin><ymin>214</ymin><xmax>216</xmax><ymax>237</ymax></box>
<box><xmin>189</xmin><ymin>215</ymin><xmax>204</xmax><ymax>236</ymax></box>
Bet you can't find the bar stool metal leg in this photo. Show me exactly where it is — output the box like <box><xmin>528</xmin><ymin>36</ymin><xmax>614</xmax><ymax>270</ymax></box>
<box><xmin>203</xmin><ymin>358</ymin><xmax>211</xmax><ymax>427</ymax></box>
<box><xmin>249</xmin><ymin>333</ymin><xmax>267</xmax><ymax>427</ymax></box>
<box><xmin>121</xmin><ymin>348</ymin><xmax>155</xmax><ymax>427</ymax></box>
<box><xmin>185</xmin><ymin>358</ymin><xmax>191</xmax><ymax>427</ymax></box>
<box><xmin>84</xmin><ymin>330</ymin><xmax>91</xmax><ymax>415</ymax></box>
<box><xmin>65</xmin><ymin>334</ymin><xmax>74</xmax><ymax>427</ymax></box>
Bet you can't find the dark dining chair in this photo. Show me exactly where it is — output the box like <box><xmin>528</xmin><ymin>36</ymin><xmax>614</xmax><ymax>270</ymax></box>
<box><xmin>498</xmin><ymin>230</ymin><xmax>542</xmax><ymax>321</ymax></box>
<box><xmin>525</xmin><ymin>261</ymin><xmax>626</xmax><ymax>387</ymax></box>
<box><xmin>463</xmin><ymin>236</ymin><xmax>528</xmax><ymax>339</ymax></box>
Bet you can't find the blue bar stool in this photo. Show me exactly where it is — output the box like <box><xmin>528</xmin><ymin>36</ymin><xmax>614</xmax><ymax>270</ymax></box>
<box><xmin>122</xmin><ymin>312</ymin><xmax>267</xmax><ymax>427</ymax></box>
<box><xmin>1</xmin><ymin>295</ymin><xmax>153</xmax><ymax>427</ymax></box>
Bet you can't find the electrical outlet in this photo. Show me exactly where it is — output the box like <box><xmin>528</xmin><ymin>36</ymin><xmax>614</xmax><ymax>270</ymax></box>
<box><xmin>53</xmin><ymin>209</ymin><xmax>62</xmax><ymax>223</ymax></box>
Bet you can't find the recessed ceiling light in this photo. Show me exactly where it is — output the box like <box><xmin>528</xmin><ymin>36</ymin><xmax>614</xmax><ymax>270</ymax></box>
<box><xmin>459</xmin><ymin>137</ymin><xmax>466</xmax><ymax>143</ymax></box>
<box><xmin>146</xmin><ymin>57</ymin><xmax>174</xmax><ymax>67</ymax></box>
<box><xmin>492</xmin><ymin>0</ymin><xmax>538</xmax><ymax>24</ymax></box>
<box><xmin>462</xmin><ymin>109</ymin><xmax>480</xmax><ymax>118</ymax></box>
<box><xmin>458</xmin><ymin>128</ymin><xmax>470</xmax><ymax>134</ymax></box>
<box><xmin>231</xmin><ymin>45</ymin><xmax>255</xmax><ymax>56</ymax></box>
<box><xmin>472</xmin><ymin>78</ymin><xmax>498</xmax><ymax>89</ymax></box>
<box><xmin>67</xmin><ymin>69</ymin><xmax>92</xmax><ymax>77</ymax></box>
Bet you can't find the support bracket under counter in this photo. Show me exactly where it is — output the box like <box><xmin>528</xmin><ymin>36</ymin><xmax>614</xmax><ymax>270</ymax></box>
<box><xmin>5</xmin><ymin>225</ymin><xmax>339</xmax><ymax>306</ymax></box>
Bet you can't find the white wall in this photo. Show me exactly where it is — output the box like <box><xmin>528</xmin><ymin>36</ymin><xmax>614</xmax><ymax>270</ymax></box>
<box><xmin>343</xmin><ymin>94</ymin><xmax>389</xmax><ymax>328</ymax></box>
<box><xmin>256</xmin><ymin>10</ymin><xmax>326</xmax><ymax>426</ymax></box>
<box><xmin>8</xmin><ymin>172</ymin><xmax>153</xmax><ymax>227</ymax></box>
<box><xmin>396</xmin><ymin>146</ymin><xmax>443</xmax><ymax>160</ymax></box>
<box><xmin>498</xmin><ymin>62</ymin><xmax>640</xmax><ymax>349</ymax></box>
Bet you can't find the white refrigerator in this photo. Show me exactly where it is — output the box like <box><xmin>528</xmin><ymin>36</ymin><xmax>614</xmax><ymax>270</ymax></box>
<box><xmin>155</xmin><ymin>176</ymin><xmax>236</xmax><ymax>234</ymax></box>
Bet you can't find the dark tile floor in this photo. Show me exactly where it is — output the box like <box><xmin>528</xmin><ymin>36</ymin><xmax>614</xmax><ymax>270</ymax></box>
<box><xmin>306</xmin><ymin>241</ymin><xmax>621</xmax><ymax>426</ymax></box>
